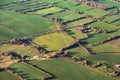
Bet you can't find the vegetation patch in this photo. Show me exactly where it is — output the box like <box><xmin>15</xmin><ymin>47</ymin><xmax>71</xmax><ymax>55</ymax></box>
<box><xmin>8</xmin><ymin>63</ymin><xmax>50</xmax><ymax>80</ymax></box>
<box><xmin>88</xmin><ymin>21</ymin><xmax>118</xmax><ymax>32</ymax></box>
<box><xmin>32</xmin><ymin>32</ymin><xmax>74</xmax><ymax>51</ymax></box>
<box><xmin>28</xmin><ymin>59</ymin><xmax>115</xmax><ymax>80</ymax></box>
<box><xmin>36</xmin><ymin>7</ymin><xmax>63</xmax><ymax>16</ymax></box>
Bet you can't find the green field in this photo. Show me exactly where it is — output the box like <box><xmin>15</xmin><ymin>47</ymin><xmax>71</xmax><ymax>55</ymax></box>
<box><xmin>88</xmin><ymin>44</ymin><xmax>120</xmax><ymax>53</ymax></box>
<box><xmin>47</xmin><ymin>11</ymin><xmax>72</xmax><ymax>18</ymax></box>
<box><xmin>28</xmin><ymin>59</ymin><xmax>115</xmax><ymax>80</ymax></box>
<box><xmin>88</xmin><ymin>21</ymin><xmax>118</xmax><ymax>32</ymax></box>
<box><xmin>0</xmin><ymin>44</ymin><xmax>39</xmax><ymax>56</ymax></box>
<box><xmin>112</xmin><ymin>20</ymin><xmax>120</xmax><ymax>26</ymax></box>
<box><xmin>46</xmin><ymin>10</ymin><xmax>85</xmax><ymax>23</ymax></box>
<box><xmin>0</xmin><ymin>11</ymin><xmax>57</xmax><ymax>42</ymax></box>
<box><xmin>56</xmin><ymin>0</ymin><xmax>78</xmax><ymax>9</ymax></box>
<box><xmin>67</xmin><ymin>18</ymin><xmax>93</xmax><ymax>26</ymax></box>
<box><xmin>40</xmin><ymin>0</ymin><xmax>63</xmax><ymax>4</ymax></box>
<box><xmin>66</xmin><ymin>28</ymin><xmax>87</xmax><ymax>39</ymax></box>
<box><xmin>70</xmin><ymin>5</ymin><xmax>93</xmax><ymax>13</ymax></box>
<box><xmin>0</xmin><ymin>0</ymin><xmax>120</xmax><ymax>80</ymax></box>
<box><xmin>32</xmin><ymin>32</ymin><xmax>74</xmax><ymax>51</ymax></box>
<box><xmin>8</xmin><ymin>63</ymin><xmax>50</xmax><ymax>80</ymax></box>
<box><xmin>67</xmin><ymin>46</ymin><xmax>90</xmax><ymax>58</ymax></box>
<box><xmin>83</xmin><ymin>53</ymin><xmax>120</xmax><ymax>64</ymax></box>
<box><xmin>60</xmin><ymin>14</ymin><xmax>84</xmax><ymax>23</ymax></box>
<box><xmin>103</xmin><ymin>15</ymin><xmax>120</xmax><ymax>23</ymax></box>
<box><xmin>84</xmin><ymin>9</ymin><xmax>108</xmax><ymax>18</ymax></box>
<box><xmin>0</xmin><ymin>71</ymin><xmax>20</xmax><ymax>80</ymax></box>
<box><xmin>81</xmin><ymin>29</ymin><xmax>120</xmax><ymax>45</ymax></box>
<box><xmin>96</xmin><ymin>0</ymin><xmax>120</xmax><ymax>8</ymax></box>
<box><xmin>36</xmin><ymin>7</ymin><xmax>63</xmax><ymax>15</ymax></box>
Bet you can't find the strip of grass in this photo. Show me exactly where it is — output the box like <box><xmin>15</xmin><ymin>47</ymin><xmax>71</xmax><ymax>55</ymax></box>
<box><xmin>36</xmin><ymin>7</ymin><xmax>63</xmax><ymax>15</ymax></box>
<box><xmin>96</xmin><ymin>0</ymin><xmax>120</xmax><ymax>8</ymax></box>
<box><xmin>0</xmin><ymin>44</ymin><xmax>39</xmax><ymax>56</ymax></box>
<box><xmin>88</xmin><ymin>44</ymin><xmax>120</xmax><ymax>53</ymax></box>
<box><xmin>84</xmin><ymin>9</ymin><xmax>108</xmax><ymax>18</ymax></box>
<box><xmin>81</xmin><ymin>29</ymin><xmax>120</xmax><ymax>45</ymax></box>
<box><xmin>83</xmin><ymin>53</ymin><xmax>120</xmax><ymax>64</ymax></box>
<box><xmin>88</xmin><ymin>21</ymin><xmax>118</xmax><ymax>32</ymax></box>
<box><xmin>32</xmin><ymin>32</ymin><xmax>73</xmax><ymax>51</ymax></box>
<box><xmin>112</xmin><ymin>20</ymin><xmax>120</xmax><ymax>26</ymax></box>
<box><xmin>0</xmin><ymin>11</ymin><xmax>57</xmax><ymax>42</ymax></box>
<box><xmin>0</xmin><ymin>71</ymin><xmax>20</xmax><ymax>80</ymax></box>
<box><xmin>67</xmin><ymin>18</ymin><xmax>93</xmax><ymax>26</ymax></box>
<box><xmin>67</xmin><ymin>47</ymin><xmax>90</xmax><ymax>58</ymax></box>
<box><xmin>40</xmin><ymin>0</ymin><xmax>63</xmax><ymax>4</ymax></box>
<box><xmin>8</xmin><ymin>63</ymin><xmax>50</xmax><ymax>80</ymax></box>
<box><xmin>66</xmin><ymin>28</ymin><xmax>87</xmax><ymax>39</ymax></box>
<box><xmin>28</xmin><ymin>59</ymin><xmax>115</xmax><ymax>80</ymax></box>
<box><xmin>103</xmin><ymin>14</ymin><xmax>120</xmax><ymax>23</ymax></box>
<box><xmin>59</xmin><ymin>14</ymin><xmax>84</xmax><ymax>23</ymax></box>
<box><xmin>70</xmin><ymin>5</ymin><xmax>92</xmax><ymax>13</ymax></box>
<box><xmin>56</xmin><ymin>0</ymin><xmax>78</xmax><ymax>9</ymax></box>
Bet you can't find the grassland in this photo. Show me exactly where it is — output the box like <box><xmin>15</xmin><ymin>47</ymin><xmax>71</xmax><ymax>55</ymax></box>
<box><xmin>70</xmin><ymin>5</ymin><xmax>93</xmax><ymax>13</ymax></box>
<box><xmin>88</xmin><ymin>44</ymin><xmax>120</xmax><ymax>53</ymax></box>
<box><xmin>96</xmin><ymin>0</ymin><xmax>120</xmax><ymax>8</ymax></box>
<box><xmin>67</xmin><ymin>18</ymin><xmax>93</xmax><ymax>26</ymax></box>
<box><xmin>0</xmin><ymin>11</ymin><xmax>57</xmax><ymax>42</ymax></box>
<box><xmin>84</xmin><ymin>9</ymin><xmax>108</xmax><ymax>18</ymax></box>
<box><xmin>67</xmin><ymin>46</ymin><xmax>90</xmax><ymax>58</ymax></box>
<box><xmin>40</xmin><ymin>0</ymin><xmax>63</xmax><ymax>4</ymax></box>
<box><xmin>0</xmin><ymin>0</ymin><xmax>120</xmax><ymax>80</ymax></box>
<box><xmin>88</xmin><ymin>21</ymin><xmax>118</xmax><ymax>32</ymax></box>
<box><xmin>28</xmin><ymin>59</ymin><xmax>115</xmax><ymax>80</ymax></box>
<box><xmin>46</xmin><ymin>10</ymin><xmax>85</xmax><ymax>23</ymax></box>
<box><xmin>8</xmin><ymin>63</ymin><xmax>49</xmax><ymax>80</ymax></box>
<box><xmin>66</xmin><ymin>28</ymin><xmax>87</xmax><ymax>39</ymax></box>
<box><xmin>32</xmin><ymin>32</ymin><xmax>73</xmax><ymax>51</ymax></box>
<box><xmin>0</xmin><ymin>44</ymin><xmax>39</xmax><ymax>56</ymax></box>
<box><xmin>47</xmin><ymin>11</ymin><xmax>72</xmax><ymax>18</ymax></box>
<box><xmin>83</xmin><ymin>53</ymin><xmax>120</xmax><ymax>64</ymax></box>
<box><xmin>81</xmin><ymin>29</ymin><xmax>120</xmax><ymax>45</ymax></box>
<box><xmin>112</xmin><ymin>20</ymin><xmax>120</xmax><ymax>26</ymax></box>
<box><xmin>0</xmin><ymin>71</ymin><xmax>20</xmax><ymax>80</ymax></box>
<box><xmin>107</xmin><ymin>38</ymin><xmax>120</xmax><ymax>49</ymax></box>
<box><xmin>103</xmin><ymin>15</ymin><xmax>120</xmax><ymax>23</ymax></box>
<box><xmin>36</xmin><ymin>7</ymin><xmax>63</xmax><ymax>15</ymax></box>
<box><xmin>56</xmin><ymin>0</ymin><xmax>78</xmax><ymax>9</ymax></box>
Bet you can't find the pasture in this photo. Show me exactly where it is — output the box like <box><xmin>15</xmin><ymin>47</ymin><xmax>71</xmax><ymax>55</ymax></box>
<box><xmin>0</xmin><ymin>71</ymin><xmax>20</xmax><ymax>80</ymax></box>
<box><xmin>67</xmin><ymin>18</ymin><xmax>93</xmax><ymax>26</ymax></box>
<box><xmin>67</xmin><ymin>46</ymin><xmax>90</xmax><ymax>58</ymax></box>
<box><xmin>36</xmin><ymin>7</ymin><xmax>63</xmax><ymax>15</ymax></box>
<box><xmin>81</xmin><ymin>29</ymin><xmax>120</xmax><ymax>45</ymax></box>
<box><xmin>0</xmin><ymin>44</ymin><xmax>40</xmax><ymax>56</ymax></box>
<box><xmin>88</xmin><ymin>44</ymin><xmax>120</xmax><ymax>53</ymax></box>
<box><xmin>66</xmin><ymin>28</ymin><xmax>87</xmax><ymax>39</ymax></box>
<box><xmin>0</xmin><ymin>11</ymin><xmax>57</xmax><ymax>42</ymax></box>
<box><xmin>96</xmin><ymin>0</ymin><xmax>120</xmax><ymax>8</ymax></box>
<box><xmin>83</xmin><ymin>53</ymin><xmax>120</xmax><ymax>64</ymax></box>
<box><xmin>8</xmin><ymin>63</ymin><xmax>50</xmax><ymax>80</ymax></box>
<box><xmin>40</xmin><ymin>0</ymin><xmax>63</xmax><ymax>4</ymax></box>
<box><xmin>88</xmin><ymin>21</ymin><xmax>118</xmax><ymax>32</ymax></box>
<box><xmin>70</xmin><ymin>4</ymin><xmax>93</xmax><ymax>13</ymax></box>
<box><xmin>32</xmin><ymin>32</ymin><xmax>73</xmax><ymax>51</ymax></box>
<box><xmin>112</xmin><ymin>20</ymin><xmax>120</xmax><ymax>26</ymax></box>
<box><xmin>28</xmin><ymin>59</ymin><xmax>115</xmax><ymax>80</ymax></box>
<box><xmin>56</xmin><ymin>0</ymin><xmax>78</xmax><ymax>9</ymax></box>
<box><xmin>0</xmin><ymin>0</ymin><xmax>120</xmax><ymax>80</ymax></box>
<box><xmin>84</xmin><ymin>9</ymin><xmax>108</xmax><ymax>18</ymax></box>
<box><xmin>103</xmin><ymin>14</ymin><xmax>120</xmax><ymax>23</ymax></box>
